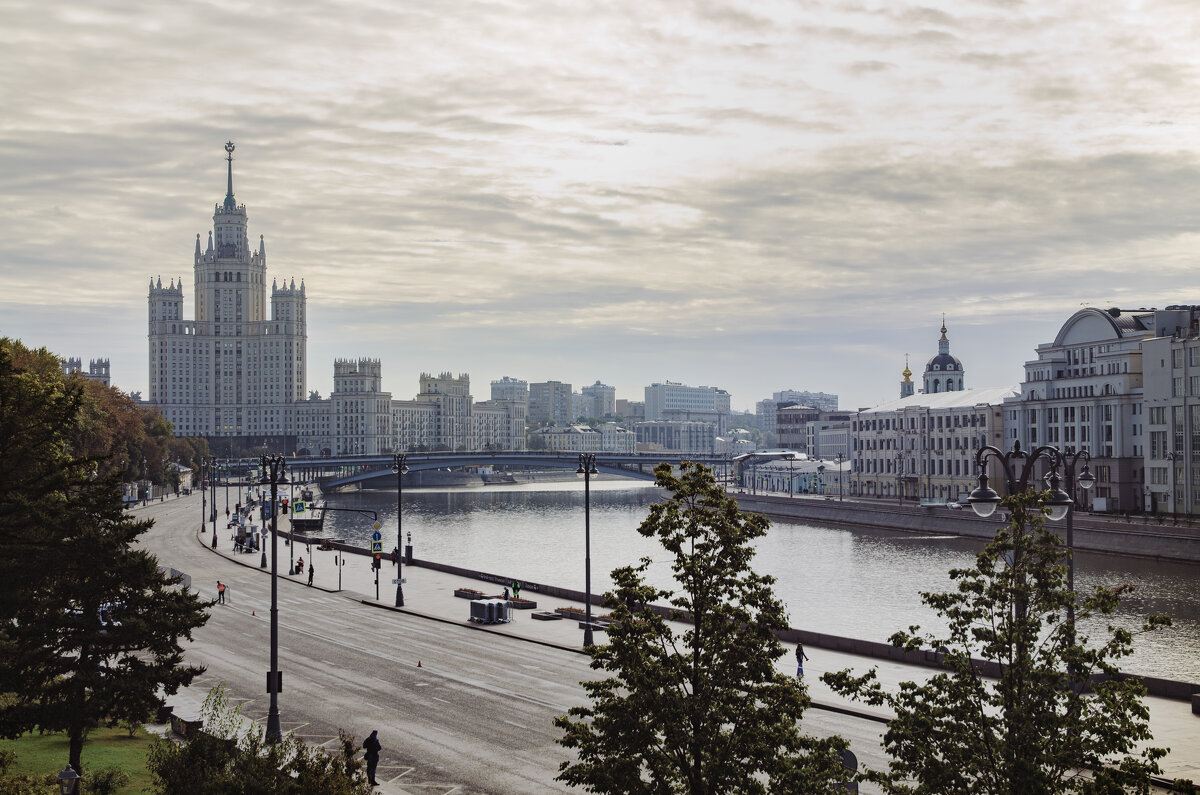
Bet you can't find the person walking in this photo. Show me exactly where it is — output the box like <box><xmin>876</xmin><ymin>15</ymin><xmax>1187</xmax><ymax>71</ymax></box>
<box><xmin>795</xmin><ymin>641</ymin><xmax>808</xmax><ymax>678</ymax></box>
<box><xmin>362</xmin><ymin>730</ymin><xmax>381</xmax><ymax>786</ymax></box>
<box><xmin>307</xmin><ymin>562</ymin><xmax>315</xmax><ymax>587</ymax></box>
<box><xmin>391</xmin><ymin>546</ymin><xmax>399</xmax><ymax>567</ymax></box>
<box><xmin>217</xmin><ymin>581</ymin><xmax>226</xmax><ymax>605</ymax></box>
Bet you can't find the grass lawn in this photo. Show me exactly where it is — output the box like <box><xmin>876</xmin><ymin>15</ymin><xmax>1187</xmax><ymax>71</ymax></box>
<box><xmin>0</xmin><ymin>726</ymin><xmax>158</xmax><ymax>794</ymax></box>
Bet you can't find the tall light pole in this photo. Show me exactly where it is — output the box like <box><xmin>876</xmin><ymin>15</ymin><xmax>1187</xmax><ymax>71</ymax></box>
<box><xmin>577</xmin><ymin>453</ymin><xmax>598</xmax><ymax>647</ymax></box>
<box><xmin>1166</xmin><ymin>451</ymin><xmax>1180</xmax><ymax>525</ymax></box>
<box><xmin>202</xmin><ymin>458</ymin><xmax>215</xmax><ymax>547</ymax></box>
<box><xmin>208</xmin><ymin>456</ymin><xmax>218</xmax><ymax>548</ymax></box>
<box><xmin>391</xmin><ymin>453</ymin><xmax>409</xmax><ymax>607</ymax></box>
<box><xmin>260</xmin><ymin>453</ymin><xmax>288</xmax><ymax>745</ymax></box>
<box><xmin>967</xmin><ymin>442</ymin><xmax>1087</xmax><ymax>707</ymax></box>
<box><xmin>835</xmin><ymin>452</ymin><xmax>845</xmax><ymax>502</ymax></box>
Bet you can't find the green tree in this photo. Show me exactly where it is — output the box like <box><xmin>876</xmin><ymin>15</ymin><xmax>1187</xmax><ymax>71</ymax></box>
<box><xmin>0</xmin><ymin>338</ymin><xmax>210</xmax><ymax>773</ymax></box>
<box><xmin>823</xmin><ymin>491</ymin><xmax>1171</xmax><ymax>794</ymax></box>
<box><xmin>555</xmin><ymin>462</ymin><xmax>848</xmax><ymax>794</ymax></box>
<box><xmin>148</xmin><ymin>684</ymin><xmax>373</xmax><ymax>794</ymax></box>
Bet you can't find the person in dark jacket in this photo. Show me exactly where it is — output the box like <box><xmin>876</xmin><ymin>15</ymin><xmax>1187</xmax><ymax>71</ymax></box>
<box><xmin>362</xmin><ymin>730</ymin><xmax>381</xmax><ymax>786</ymax></box>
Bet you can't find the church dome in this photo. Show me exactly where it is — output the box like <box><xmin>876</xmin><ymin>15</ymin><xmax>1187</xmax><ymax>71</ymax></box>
<box><xmin>926</xmin><ymin>352</ymin><xmax>962</xmax><ymax>372</ymax></box>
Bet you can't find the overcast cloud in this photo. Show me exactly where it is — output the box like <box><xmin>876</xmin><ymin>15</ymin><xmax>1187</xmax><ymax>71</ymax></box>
<box><xmin>2</xmin><ymin>0</ymin><xmax>1198</xmax><ymax>411</ymax></box>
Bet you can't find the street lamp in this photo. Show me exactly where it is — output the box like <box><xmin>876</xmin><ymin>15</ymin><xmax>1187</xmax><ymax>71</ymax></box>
<box><xmin>259</xmin><ymin>453</ymin><xmax>288</xmax><ymax>745</ymax></box>
<box><xmin>208</xmin><ymin>456</ymin><xmax>218</xmax><ymax>548</ymax></box>
<box><xmin>967</xmin><ymin>441</ymin><xmax>1088</xmax><ymax>675</ymax></box>
<box><xmin>895</xmin><ymin>452</ymin><xmax>903</xmax><ymax>506</ymax></box>
<box><xmin>835</xmin><ymin>452</ymin><xmax>845</xmax><ymax>502</ymax></box>
<box><xmin>1166</xmin><ymin>451</ymin><xmax>1180</xmax><ymax>525</ymax></box>
<box><xmin>391</xmin><ymin>453</ymin><xmax>409</xmax><ymax>607</ymax></box>
<box><xmin>577</xmin><ymin>453</ymin><xmax>599</xmax><ymax>647</ymax></box>
<box><xmin>57</xmin><ymin>764</ymin><xmax>80</xmax><ymax>794</ymax></box>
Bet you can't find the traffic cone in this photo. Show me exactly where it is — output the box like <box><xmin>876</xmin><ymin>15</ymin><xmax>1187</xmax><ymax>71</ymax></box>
<box><xmin>252</xmin><ymin>610</ymin><xmax>256</xmax><ymax>616</ymax></box>
<box><xmin>417</xmin><ymin>660</ymin><xmax>422</xmax><ymax>668</ymax></box>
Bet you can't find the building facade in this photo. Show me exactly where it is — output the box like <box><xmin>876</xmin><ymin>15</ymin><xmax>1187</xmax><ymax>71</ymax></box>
<box><xmin>62</xmin><ymin>357</ymin><xmax>111</xmax><ymax>387</ymax></box>
<box><xmin>581</xmin><ymin>381</ymin><xmax>616</xmax><ymax>418</ymax></box>
<box><xmin>1004</xmin><ymin>306</ymin><xmax>1164</xmax><ymax>514</ymax></box>
<box><xmin>529</xmin><ymin>380</ymin><xmax>573</xmax><ymax>424</ymax></box>
<box><xmin>147</xmin><ymin>143</ymin><xmax>307</xmax><ymax>448</ymax></box>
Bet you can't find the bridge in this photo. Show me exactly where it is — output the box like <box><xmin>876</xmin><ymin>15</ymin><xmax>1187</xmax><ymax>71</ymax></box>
<box><xmin>274</xmin><ymin>451</ymin><xmax>732</xmax><ymax>491</ymax></box>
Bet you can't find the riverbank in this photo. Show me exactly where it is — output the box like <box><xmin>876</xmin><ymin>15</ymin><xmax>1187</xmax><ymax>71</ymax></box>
<box><xmin>734</xmin><ymin>492</ymin><xmax>1200</xmax><ymax>564</ymax></box>
<box><xmin>283</xmin><ymin>523</ymin><xmax>1200</xmax><ymax>703</ymax></box>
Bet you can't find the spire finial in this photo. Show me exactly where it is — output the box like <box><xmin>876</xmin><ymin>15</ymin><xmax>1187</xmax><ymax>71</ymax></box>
<box><xmin>223</xmin><ymin>141</ymin><xmax>236</xmax><ymax>211</ymax></box>
<box><xmin>902</xmin><ymin>353</ymin><xmax>912</xmax><ymax>380</ymax></box>
<box><xmin>940</xmin><ymin>313</ymin><xmax>947</xmax><ymax>336</ymax></box>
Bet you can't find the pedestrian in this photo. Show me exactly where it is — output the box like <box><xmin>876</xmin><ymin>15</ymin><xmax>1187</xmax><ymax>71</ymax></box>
<box><xmin>512</xmin><ymin>581</ymin><xmax>521</xmax><ymax>600</ymax></box>
<box><xmin>296</xmin><ymin>556</ymin><xmax>304</xmax><ymax>576</ymax></box>
<box><xmin>391</xmin><ymin>546</ymin><xmax>399</xmax><ymax>567</ymax></box>
<box><xmin>795</xmin><ymin>641</ymin><xmax>808</xmax><ymax>678</ymax></box>
<box><xmin>503</xmin><ymin>586</ymin><xmax>509</xmax><ymax>600</ymax></box>
<box><xmin>217</xmin><ymin>581</ymin><xmax>226</xmax><ymax>605</ymax></box>
<box><xmin>362</xmin><ymin>730</ymin><xmax>381</xmax><ymax>786</ymax></box>
<box><xmin>308</xmin><ymin>561</ymin><xmax>314</xmax><ymax>586</ymax></box>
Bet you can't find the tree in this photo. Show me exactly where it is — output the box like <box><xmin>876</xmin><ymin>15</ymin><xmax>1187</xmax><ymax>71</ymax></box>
<box><xmin>148</xmin><ymin>684</ymin><xmax>374</xmax><ymax>794</ymax></box>
<box><xmin>0</xmin><ymin>338</ymin><xmax>210</xmax><ymax>773</ymax></box>
<box><xmin>822</xmin><ymin>491</ymin><xmax>1171</xmax><ymax>794</ymax></box>
<box><xmin>555</xmin><ymin>462</ymin><xmax>848</xmax><ymax>794</ymax></box>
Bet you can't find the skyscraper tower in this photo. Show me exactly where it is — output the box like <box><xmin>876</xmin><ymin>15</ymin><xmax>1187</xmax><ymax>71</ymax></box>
<box><xmin>147</xmin><ymin>143</ymin><xmax>307</xmax><ymax>449</ymax></box>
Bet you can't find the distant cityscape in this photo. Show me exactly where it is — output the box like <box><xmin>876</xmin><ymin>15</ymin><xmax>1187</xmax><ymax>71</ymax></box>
<box><xmin>66</xmin><ymin>146</ymin><xmax>1199</xmax><ymax>519</ymax></box>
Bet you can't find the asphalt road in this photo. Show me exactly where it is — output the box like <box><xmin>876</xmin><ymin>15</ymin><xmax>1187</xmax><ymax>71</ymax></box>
<box><xmin>138</xmin><ymin>495</ymin><xmax>887</xmax><ymax>794</ymax></box>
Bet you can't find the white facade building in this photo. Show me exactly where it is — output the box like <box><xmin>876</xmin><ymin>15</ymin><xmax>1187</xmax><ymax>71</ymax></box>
<box><xmin>147</xmin><ymin>143</ymin><xmax>307</xmax><ymax>447</ymax></box>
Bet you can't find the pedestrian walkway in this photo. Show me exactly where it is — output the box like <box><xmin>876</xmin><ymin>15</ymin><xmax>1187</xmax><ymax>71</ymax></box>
<box><xmin>194</xmin><ymin>512</ymin><xmax>1200</xmax><ymax>786</ymax></box>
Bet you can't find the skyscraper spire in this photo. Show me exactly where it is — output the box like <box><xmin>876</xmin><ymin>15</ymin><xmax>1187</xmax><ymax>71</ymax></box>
<box><xmin>223</xmin><ymin>141</ymin><xmax>237</xmax><ymax>211</ymax></box>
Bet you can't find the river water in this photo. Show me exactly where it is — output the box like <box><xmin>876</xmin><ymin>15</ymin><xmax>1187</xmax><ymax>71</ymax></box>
<box><xmin>318</xmin><ymin>480</ymin><xmax>1200</xmax><ymax>682</ymax></box>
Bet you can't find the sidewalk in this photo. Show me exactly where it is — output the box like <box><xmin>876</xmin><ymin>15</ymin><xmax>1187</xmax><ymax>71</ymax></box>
<box><xmin>200</xmin><ymin>519</ymin><xmax>1200</xmax><ymax>786</ymax></box>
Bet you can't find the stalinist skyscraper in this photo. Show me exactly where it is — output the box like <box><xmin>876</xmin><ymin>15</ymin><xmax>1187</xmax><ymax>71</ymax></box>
<box><xmin>147</xmin><ymin>143</ymin><xmax>307</xmax><ymax>450</ymax></box>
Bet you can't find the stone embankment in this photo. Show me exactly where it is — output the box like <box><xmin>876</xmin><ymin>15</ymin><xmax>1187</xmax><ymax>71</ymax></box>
<box><xmin>732</xmin><ymin>493</ymin><xmax>1200</xmax><ymax>564</ymax></box>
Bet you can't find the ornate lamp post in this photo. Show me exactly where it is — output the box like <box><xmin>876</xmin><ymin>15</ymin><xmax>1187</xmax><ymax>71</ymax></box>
<box><xmin>259</xmin><ymin>453</ymin><xmax>288</xmax><ymax>744</ymax></box>
<box><xmin>967</xmin><ymin>441</ymin><xmax>1092</xmax><ymax>654</ymax></box>
<box><xmin>391</xmin><ymin>453</ymin><xmax>409</xmax><ymax>607</ymax></box>
<box><xmin>577</xmin><ymin>453</ymin><xmax>599</xmax><ymax>647</ymax></box>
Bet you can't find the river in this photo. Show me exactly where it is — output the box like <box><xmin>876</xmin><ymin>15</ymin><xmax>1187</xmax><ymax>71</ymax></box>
<box><xmin>316</xmin><ymin>480</ymin><xmax>1200</xmax><ymax>682</ymax></box>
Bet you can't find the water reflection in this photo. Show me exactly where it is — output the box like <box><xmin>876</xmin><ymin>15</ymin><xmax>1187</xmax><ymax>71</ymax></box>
<box><xmin>321</xmin><ymin>481</ymin><xmax>1199</xmax><ymax>682</ymax></box>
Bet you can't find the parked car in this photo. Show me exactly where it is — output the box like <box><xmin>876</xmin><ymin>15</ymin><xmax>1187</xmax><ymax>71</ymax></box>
<box><xmin>946</xmin><ymin>501</ymin><xmax>963</xmax><ymax>510</ymax></box>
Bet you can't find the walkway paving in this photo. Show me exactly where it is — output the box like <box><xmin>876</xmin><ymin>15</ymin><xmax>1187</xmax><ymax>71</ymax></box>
<box><xmin>160</xmin><ymin>495</ymin><xmax>1200</xmax><ymax>788</ymax></box>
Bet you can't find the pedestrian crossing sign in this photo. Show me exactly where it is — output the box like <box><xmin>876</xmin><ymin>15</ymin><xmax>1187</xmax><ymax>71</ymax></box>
<box><xmin>293</xmin><ymin>501</ymin><xmax>306</xmax><ymax>514</ymax></box>
<box><xmin>371</xmin><ymin>540</ymin><xmax>383</xmax><ymax>553</ymax></box>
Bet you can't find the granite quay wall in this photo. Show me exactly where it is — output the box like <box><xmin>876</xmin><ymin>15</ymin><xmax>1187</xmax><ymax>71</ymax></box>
<box><xmin>393</xmin><ymin>551</ymin><xmax>1200</xmax><ymax>703</ymax></box>
<box><xmin>733</xmin><ymin>494</ymin><xmax>1200</xmax><ymax>564</ymax></box>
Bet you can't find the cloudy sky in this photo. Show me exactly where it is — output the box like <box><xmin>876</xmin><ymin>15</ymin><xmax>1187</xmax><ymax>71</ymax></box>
<box><xmin>2</xmin><ymin>0</ymin><xmax>1198</xmax><ymax>412</ymax></box>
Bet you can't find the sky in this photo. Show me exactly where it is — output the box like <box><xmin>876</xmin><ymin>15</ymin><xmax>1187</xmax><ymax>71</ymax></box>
<box><xmin>2</xmin><ymin>0</ymin><xmax>1199</xmax><ymax>413</ymax></box>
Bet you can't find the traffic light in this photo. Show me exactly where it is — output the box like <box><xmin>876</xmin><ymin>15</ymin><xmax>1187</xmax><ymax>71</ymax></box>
<box><xmin>372</xmin><ymin>554</ymin><xmax>381</xmax><ymax>570</ymax></box>
<box><xmin>281</xmin><ymin>498</ymin><xmax>288</xmax><ymax>514</ymax></box>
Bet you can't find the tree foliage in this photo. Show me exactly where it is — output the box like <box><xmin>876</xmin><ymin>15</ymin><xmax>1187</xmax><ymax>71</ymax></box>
<box><xmin>0</xmin><ymin>337</ymin><xmax>210</xmax><ymax>772</ymax></box>
<box><xmin>823</xmin><ymin>490</ymin><xmax>1171</xmax><ymax>794</ymax></box>
<box><xmin>147</xmin><ymin>685</ymin><xmax>374</xmax><ymax>795</ymax></box>
<box><xmin>555</xmin><ymin>462</ymin><xmax>849</xmax><ymax>794</ymax></box>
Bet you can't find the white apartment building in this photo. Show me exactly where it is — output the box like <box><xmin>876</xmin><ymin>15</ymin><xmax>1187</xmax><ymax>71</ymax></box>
<box><xmin>854</xmin><ymin>387</ymin><xmax>1014</xmax><ymax>503</ymax></box>
<box><xmin>529</xmin><ymin>381</ymin><xmax>573</xmax><ymax>424</ymax></box>
<box><xmin>530</xmin><ymin>422</ymin><xmax>635</xmax><ymax>454</ymax></box>
<box><xmin>644</xmin><ymin>381</ymin><xmax>731</xmax><ymax>433</ymax></box>
<box><xmin>1005</xmin><ymin>306</ymin><xmax>1162</xmax><ymax>513</ymax></box>
<box><xmin>581</xmin><ymin>381</ymin><xmax>616</xmax><ymax>418</ymax></box>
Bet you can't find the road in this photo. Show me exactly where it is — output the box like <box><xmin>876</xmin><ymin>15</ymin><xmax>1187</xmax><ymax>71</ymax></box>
<box><xmin>139</xmin><ymin>495</ymin><xmax>887</xmax><ymax>793</ymax></box>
